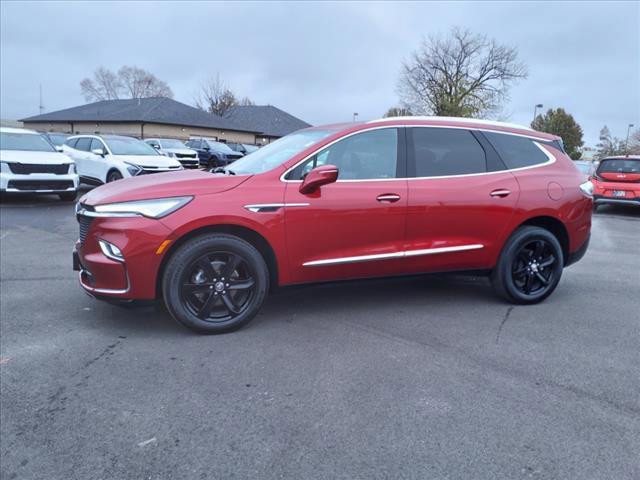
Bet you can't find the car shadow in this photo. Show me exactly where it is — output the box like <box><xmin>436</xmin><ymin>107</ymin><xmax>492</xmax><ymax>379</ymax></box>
<box><xmin>86</xmin><ymin>273</ymin><xmax>500</xmax><ymax>337</ymax></box>
<box><xmin>594</xmin><ymin>204</ymin><xmax>639</xmax><ymax>218</ymax></box>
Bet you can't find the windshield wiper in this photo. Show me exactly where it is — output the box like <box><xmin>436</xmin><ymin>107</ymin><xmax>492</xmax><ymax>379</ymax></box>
<box><xmin>212</xmin><ymin>166</ymin><xmax>236</xmax><ymax>175</ymax></box>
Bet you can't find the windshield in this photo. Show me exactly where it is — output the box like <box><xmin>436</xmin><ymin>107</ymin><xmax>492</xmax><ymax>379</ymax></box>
<box><xmin>47</xmin><ymin>133</ymin><xmax>69</xmax><ymax>146</ymax></box>
<box><xmin>207</xmin><ymin>141</ymin><xmax>234</xmax><ymax>153</ymax></box>
<box><xmin>0</xmin><ymin>132</ymin><xmax>56</xmax><ymax>152</ymax></box>
<box><xmin>597</xmin><ymin>158</ymin><xmax>640</xmax><ymax>174</ymax></box>
<box><xmin>229</xmin><ymin>130</ymin><xmax>334</xmax><ymax>175</ymax></box>
<box><xmin>242</xmin><ymin>144</ymin><xmax>259</xmax><ymax>153</ymax></box>
<box><xmin>159</xmin><ymin>139</ymin><xmax>187</xmax><ymax>149</ymax></box>
<box><xmin>106</xmin><ymin>137</ymin><xmax>158</xmax><ymax>156</ymax></box>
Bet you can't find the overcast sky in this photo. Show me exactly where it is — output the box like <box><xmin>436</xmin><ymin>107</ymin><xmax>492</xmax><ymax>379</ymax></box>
<box><xmin>1</xmin><ymin>1</ymin><xmax>638</xmax><ymax>146</ymax></box>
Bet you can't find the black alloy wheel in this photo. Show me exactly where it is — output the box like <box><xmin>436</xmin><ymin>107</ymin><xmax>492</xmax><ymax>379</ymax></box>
<box><xmin>491</xmin><ymin>226</ymin><xmax>564</xmax><ymax>304</ymax></box>
<box><xmin>510</xmin><ymin>239</ymin><xmax>559</xmax><ymax>296</ymax></box>
<box><xmin>162</xmin><ymin>234</ymin><xmax>269</xmax><ymax>333</ymax></box>
<box><xmin>180</xmin><ymin>251</ymin><xmax>256</xmax><ymax>322</ymax></box>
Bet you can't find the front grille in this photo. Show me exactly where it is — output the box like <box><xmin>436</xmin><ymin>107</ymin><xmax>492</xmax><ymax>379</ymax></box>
<box><xmin>7</xmin><ymin>180</ymin><xmax>74</xmax><ymax>191</ymax></box>
<box><xmin>8</xmin><ymin>163</ymin><xmax>70</xmax><ymax>174</ymax></box>
<box><xmin>77</xmin><ymin>212</ymin><xmax>94</xmax><ymax>244</ymax></box>
<box><xmin>175</xmin><ymin>153</ymin><xmax>197</xmax><ymax>159</ymax></box>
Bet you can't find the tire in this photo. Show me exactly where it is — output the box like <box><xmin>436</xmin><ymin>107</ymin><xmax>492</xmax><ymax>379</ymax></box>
<box><xmin>162</xmin><ymin>234</ymin><xmax>269</xmax><ymax>334</ymax></box>
<box><xmin>209</xmin><ymin>155</ymin><xmax>219</xmax><ymax>169</ymax></box>
<box><xmin>107</xmin><ymin>170</ymin><xmax>123</xmax><ymax>183</ymax></box>
<box><xmin>58</xmin><ymin>191</ymin><xmax>78</xmax><ymax>201</ymax></box>
<box><xmin>491</xmin><ymin>226</ymin><xmax>564</xmax><ymax>304</ymax></box>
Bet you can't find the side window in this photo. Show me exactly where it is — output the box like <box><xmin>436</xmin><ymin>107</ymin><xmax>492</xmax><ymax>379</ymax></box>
<box><xmin>90</xmin><ymin>138</ymin><xmax>106</xmax><ymax>153</ymax></box>
<box><xmin>65</xmin><ymin>138</ymin><xmax>78</xmax><ymax>148</ymax></box>
<box><xmin>191</xmin><ymin>140</ymin><xmax>202</xmax><ymax>149</ymax></box>
<box><xmin>288</xmin><ymin>128</ymin><xmax>398</xmax><ymax>180</ymax></box>
<box><xmin>483</xmin><ymin>132</ymin><xmax>550</xmax><ymax>169</ymax></box>
<box><xmin>75</xmin><ymin>137</ymin><xmax>92</xmax><ymax>152</ymax></box>
<box><xmin>409</xmin><ymin>128</ymin><xmax>486</xmax><ymax>177</ymax></box>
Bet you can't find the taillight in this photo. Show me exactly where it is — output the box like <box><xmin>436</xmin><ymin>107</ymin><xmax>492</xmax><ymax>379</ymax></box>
<box><xmin>579</xmin><ymin>180</ymin><xmax>594</xmax><ymax>197</ymax></box>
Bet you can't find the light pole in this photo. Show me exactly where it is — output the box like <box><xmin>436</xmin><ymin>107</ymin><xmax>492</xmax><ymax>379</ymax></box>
<box><xmin>532</xmin><ymin>104</ymin><xmax>543</xmax><ymax>124</ymax></box>
<box><xmin>353</xmin><ymin>112</ymin><xmax>359</xmax><ymax>123</ymax></box>
<box><xmin>625</xmin><ymin>123</ymin><xmax>635</xmax><ymax>153</ymax></box>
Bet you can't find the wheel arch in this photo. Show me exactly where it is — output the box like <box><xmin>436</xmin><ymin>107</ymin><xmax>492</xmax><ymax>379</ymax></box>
<box><xmin>155</xmin><ymin>224</ymin><xmax>279</xmax><ymax>298</ymax></box>
<box><xmin>517</xmin><ymin>216</ymin><xmax>570</xmax><ymax>265</ymax></box>
<box><xmin>106</xmin><ymin>167</ymin><xmax>123</xmax><ymax>182</ymax></box>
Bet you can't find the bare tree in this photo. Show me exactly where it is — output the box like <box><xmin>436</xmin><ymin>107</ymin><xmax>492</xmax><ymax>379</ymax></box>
<box><xmin>384</xmin><ymin>107</ymin><xmax>412</xmax><ymax>118</ymax></box>
<box><xmin>194</xmin><ymin>74</ymin><xmax>254</xmax><ymax>116</ymax></box>
<box><xmin>398</xmin><ymin>27</ymin><xmax>527</xmax><ymax>118</ymax></box>
<box><xmin>628</xmin><ymin>128</ymin><xmax>640</xmax><ymax>154</ymax></box>
<box><xmin>80</xmin><ymin>66</ymin><xmax>173</xmax><ymax>102</ymax></box>
<box><xmin>80</xmin><ymin>67</ymin><xmax>122</xmax><ymax>101</ymax></box>
<box><xmin>118</xmin><ymin>66</ymin><xmax>173</xmax><ymax>99</ymax></box>
<box><xmin>595</xmin><ymin>126</ymin><xmax>628</xmax><ymax>159</ymax></box>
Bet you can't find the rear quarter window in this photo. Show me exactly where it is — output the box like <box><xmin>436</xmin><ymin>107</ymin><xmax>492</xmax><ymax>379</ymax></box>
<box><xmin>483</xmin><ymin>132</ymin><xmax>550</xmax><ymax>169</ymax></box>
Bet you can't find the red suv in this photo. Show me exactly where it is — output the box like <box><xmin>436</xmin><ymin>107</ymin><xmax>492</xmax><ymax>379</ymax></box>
<box><xmin>591</xmin><ymin>155</ymin><xmax>640</xmax><ymax>211</ymax></box>
<box><xmin>73</xmin><ymin>118</ymin><xmax>593</xmax><ymax>333</ymax></box>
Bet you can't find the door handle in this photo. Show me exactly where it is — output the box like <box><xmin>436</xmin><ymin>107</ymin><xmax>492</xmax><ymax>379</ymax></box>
<box><xmin>377</xmin><ymin>193</ymin><xmax>401</xmax><ymax>203</ymax></box>
<box><xmin>490</xmin><ymin>189</ymin><xmax>511</xmax><ymax>198</ymax></box>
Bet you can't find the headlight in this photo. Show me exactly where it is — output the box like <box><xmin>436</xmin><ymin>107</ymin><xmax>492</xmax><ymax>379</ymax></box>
<box><xmin>93</xmin><ymin>196</ymin><xmax>193</xmax><ymax>218</ymax></box>
<box><xmin>579</xmin><ymin>181</ymin><xmax>594</xmax><ymax>198</ymax></box>
<box><xmin>69</xmin><ymin>163</ymin><xmax>77</xmax><ymax>174</ymax></box>
<box><xmin>125</xmin><ymin>162</ymin><xmax>142</xmax><ymax>176</ymax></box>
<box><xmin>166</xmin><ymin>152</ymin><xmax>176</xmax><ymax>158</ymax></box>
<box><xmin>0</xmin><ymin>161</ymin><xmax>9</xmax><ymax>173</ymax></box>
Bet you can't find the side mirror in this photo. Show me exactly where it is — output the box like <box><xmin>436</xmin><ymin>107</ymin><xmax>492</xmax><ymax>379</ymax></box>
<box><xmin>299</xmin><ymin>165</ymin><xmax>339</xmax><ymax>194</ymax></box>
<box><xmin>91</xmin><ymin>148</ymin><xmax>105</xmax><ymax>157</ymax></box>
<box><xmin>55</xmin><ymin>146</ymin><xmax>63</xmax><ymax>152</ymax></box>
<box><xmin>151</xmin><ymin>144</ymin><xmax>160</xmax><ymax>150</ymax></box>
<box><xmin>203</xmin><ymin>145</ymin><xmax>210</xmax><ymax>151</ymax></box>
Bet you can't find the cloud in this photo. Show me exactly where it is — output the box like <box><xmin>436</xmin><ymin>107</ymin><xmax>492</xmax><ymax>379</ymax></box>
<box><xmin>1</xmin><ymin>1</ymin><xmax>638</xmax><ymax>145</ymax></box>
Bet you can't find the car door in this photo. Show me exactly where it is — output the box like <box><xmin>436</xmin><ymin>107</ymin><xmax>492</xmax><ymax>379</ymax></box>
<box><xmin>403</xmin><ymin>127</ymin><xmax>520</xmax><ymax>273</ymax></box>
<box><xmin>89</xmin><ymin>138</ymin><xmax>110</xmax><ymax>182</ymax></box>
<box><xmin>71</xmin><ymin>137</ymin><xmax>94</xmax><ymax>180</ymax></box>
<box><xmin>283</xmin><ymin>127</ymin><xmax>408</xmax><ymax>284</ymax></box>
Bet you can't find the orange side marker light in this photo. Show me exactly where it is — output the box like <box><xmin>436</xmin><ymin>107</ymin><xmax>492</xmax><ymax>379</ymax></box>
<box><xmin>156</xmin><ymin>240</ymin><xmax>172</xmax><ymax>255</ymax></box>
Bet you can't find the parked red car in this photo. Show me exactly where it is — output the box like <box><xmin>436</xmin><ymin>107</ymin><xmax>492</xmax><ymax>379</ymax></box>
<box><xmin>73</xmin><ymin>117</ymin><xmax>593</xmax><ymax>333</ymax></box>
<box><xmin>591</xmin><ymin>155</ymin><xmax>640</xmax><ymax>211</ymax></box>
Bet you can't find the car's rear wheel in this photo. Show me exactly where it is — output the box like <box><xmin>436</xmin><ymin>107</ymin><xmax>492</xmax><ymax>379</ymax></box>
<box><xmin>491</xmin><ymin>226</ymin><xmax>564</xmax><ymax>304</ymax></box>
<box><xmin>162</xmin><ymin>234</ymin><xmax>269</xmax><ymax>333</ymax></box>
<box><xmin>107</xmin><ymin>170</ymin><xmax>123</xmax><ymax>183</ymax></box>
<box><xmin>59</xmin><ymin>191</ymin><xmax>78</xmax><ymax>201</ymax></box>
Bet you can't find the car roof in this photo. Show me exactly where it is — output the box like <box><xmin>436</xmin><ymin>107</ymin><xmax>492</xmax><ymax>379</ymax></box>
<box><xmin>68</xmin><ymin>134</ymin><xmax>137</xmax><ymax>141</ymax></box>
<box><xmin>303</xmin><ymin>116</ymin><xmax>559</xmax><ymax>142</ymax></box>
<box><xmin>0</xmin><ymin>126</ymin><xmax>40</xmax><ymax>135</ymax></box>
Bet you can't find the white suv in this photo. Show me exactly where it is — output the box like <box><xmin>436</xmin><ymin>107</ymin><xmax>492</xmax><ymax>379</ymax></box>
<box><xmin>63</xmin><ymin>134</ymin><xmax>183</xmax><ymax>184</ymax></box>
<box><xmin>0</xmin><ymin>127</ymin><xmax>79</xmax><ymax>201</ymax></box>
<box><xmin>144</xmin><ymin>138</ymin><xmax>200</xmax><ymax>169</ymax></box>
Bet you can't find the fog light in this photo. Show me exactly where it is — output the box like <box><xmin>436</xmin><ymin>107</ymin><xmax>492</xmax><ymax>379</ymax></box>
<box><xmin>98</xmin><ymin>239</ymin><xmax>125</xmax><ymax>262</ymax></box>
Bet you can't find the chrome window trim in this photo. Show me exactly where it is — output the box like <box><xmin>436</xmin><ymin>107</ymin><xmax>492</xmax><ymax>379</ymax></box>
<box><xmin>303</xmin><ymin>244</ymin><xmax>484</xmax><ymax>267</ymax></box>
<box><xmin>280</xmin><ymin>125</ymin><xmax>557</xmax><ymax>183</ymax></box>
<box><xmin>244</xmin><ymin>203</ymin><xmax>310</xmax><ymax>213</ymax></box>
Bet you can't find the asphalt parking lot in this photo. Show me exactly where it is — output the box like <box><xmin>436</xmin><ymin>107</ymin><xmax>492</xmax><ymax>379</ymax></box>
<box><xmin>1</xmin><ymin>195</ymin><xmax>639</xmax><ymax>480</ymax></box>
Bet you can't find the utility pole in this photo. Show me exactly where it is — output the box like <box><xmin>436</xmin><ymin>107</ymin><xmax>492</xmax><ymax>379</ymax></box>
<box><xmin>39</xmin><ymin>84</ymin><xmax>45</xmax><ymax>114</ymax></box>
<box><xmin>625</xmin><ymin>123</ymin><xmax>635</xmax><ymax>154</ymax></box>
<box><xmin>353</xmin><ymin>112</ymin><xmax>358</xmax><ymax>123</ymax></box>
<box><xmin>532</xmin><ymin>104</ymin><xmax>543</xmax><ymax>124</ymax></box>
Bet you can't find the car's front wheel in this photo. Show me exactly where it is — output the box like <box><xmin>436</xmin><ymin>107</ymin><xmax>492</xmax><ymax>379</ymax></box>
<box><xmin>59</xmin><ymin>191</ymin><xmax>78</xmax><ymax>201</ymax></box>
<box><xmin>107</xmin><ymin>170</ymin><xmax>123</xmax><ymax>183</ymax></box>
<box><xmin>491</xmin><ymin>226</ymin><xmax>564</xmax><ymax>304</ymax></box>
<box><xmin>162</xmin><ymin>234</ymin><xmax>269</xmax><ymax>333</ymax></box>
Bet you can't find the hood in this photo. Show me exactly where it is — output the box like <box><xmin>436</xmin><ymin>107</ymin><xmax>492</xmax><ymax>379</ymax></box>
<box><xmin>115</xmin><ymin>154</ymin><xmax>182</xmax><ymax>168</ymax></box>
<box><xmin>80</xmin><ymin>169</ymin><xmax>251</xmax><ymax>206</ymax></box>
<box><xmin>0</xmin><ymin>149</ymin><xmax>73</xmax><ymax>164</ymax></box>
<box><xmin>163</xmin><ymin>148</ymin><xmax>196</xmax><ymax>155</ymax></box>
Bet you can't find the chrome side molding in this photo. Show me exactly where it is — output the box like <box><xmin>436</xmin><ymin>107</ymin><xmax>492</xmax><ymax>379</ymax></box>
<box><xmin>244</xmin><ymin>203</ymin><xmax>310</xmax><ymax>213</ymax></box>
<box><xmin>303</xmin><ymin>244</ymin><xmax>484</xmax><ymax>267</ymax></box>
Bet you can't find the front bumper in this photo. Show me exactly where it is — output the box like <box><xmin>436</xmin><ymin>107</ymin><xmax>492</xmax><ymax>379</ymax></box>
<box><xmin>73</xmin><ymin>210</ymin><xmax>173</xmax><ymax>300</ymax></box>
<box><xmin>1</xmin><ymin>171</ymin><xmax>79</xmax><ymax>193</ymax></box>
